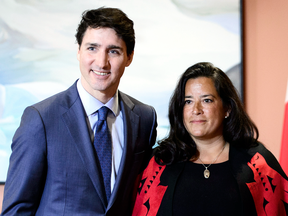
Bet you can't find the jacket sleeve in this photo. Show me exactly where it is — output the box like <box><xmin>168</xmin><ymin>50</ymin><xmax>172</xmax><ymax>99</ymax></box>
<box><xmin>1</xmin><ymin>106</ymin><xmax>47</xmax><ymax>215</ymax></box>
<box><xmin>245</xmin><ymin>145</ymin><xmax>288</xmax><ymax>216</ymax></box>
<box><xmin>230</xmin><ymin>143</ymin><xmax>288</xmax><ymax>216</ymax></box>
<box><xmin>148</xmin><ymin>106</ymin><xmax>157</xmax><ymax>149</ymax></box>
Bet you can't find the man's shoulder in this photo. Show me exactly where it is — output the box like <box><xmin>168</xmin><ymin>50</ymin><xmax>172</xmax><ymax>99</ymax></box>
<box><xmin>31</xmin><ymin>81</ymin><xmax>79</xmax><ymax>111</ymax></box>
<box><xmin>119</xmin><ymin>91</ymin><xmax>145</xmax><ymax>105</ymax></box>
<box><xmin>119</xmin><ymin>91</ymin><xmax>155</xmax><ymax>111</ymax></box>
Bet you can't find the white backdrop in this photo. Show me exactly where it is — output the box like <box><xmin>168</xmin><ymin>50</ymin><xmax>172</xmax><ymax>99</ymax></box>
<box><xmin>0</xmin><ymin>0</ymin><xmax>241</xmax><ymax>182</ymax></box>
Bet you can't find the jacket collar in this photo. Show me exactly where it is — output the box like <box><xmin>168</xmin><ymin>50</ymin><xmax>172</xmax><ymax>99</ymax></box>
<box><xmin>61</xmin><ymin>83</ymin><xmax>140</xmax><ymax>210</ymax></box>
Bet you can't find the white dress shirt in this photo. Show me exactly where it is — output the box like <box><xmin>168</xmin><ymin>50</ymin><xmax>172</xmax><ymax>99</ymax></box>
<box><xmin>77</xmin><ymin>79</ymin><xmax>124</xmax><ymax>193</ymax></box>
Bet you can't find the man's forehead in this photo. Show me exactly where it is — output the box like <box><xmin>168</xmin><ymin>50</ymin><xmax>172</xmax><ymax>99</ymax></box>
<box><xmin>83</xmin><ymin>27</ymin><xmax>124</xmax><ymax>43</ymax></box>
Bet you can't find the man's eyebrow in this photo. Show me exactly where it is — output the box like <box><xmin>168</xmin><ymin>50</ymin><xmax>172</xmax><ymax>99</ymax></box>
<box><xmin>84</xmin><ymin>43</ymin><xmax>100</xmax><ymax>47</ymax></box>
<box><xmin>83</xmin><ymin>43</ymin><xmax>123</xmax><ymax>51</ymax></box>
<box><xmin>107</xmin><ymin>45</ymin><xmax>123</xmax><ymax>50</ymax></box>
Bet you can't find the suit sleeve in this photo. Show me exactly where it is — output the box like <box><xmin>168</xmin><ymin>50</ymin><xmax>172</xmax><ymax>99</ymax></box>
<box><xmin>142</xmin><ymin>106</ymin><xmax>157</xmax><ymax>171</ymax></box>
<box><xmin>2</xmin><ymin>106</ymin><xmax>47</xmax><ymax>215</ymax></box>
<box><xmin>149</xmin><ymin>106</ymin><xmax>157</xmax><ymax>147</ymax></box>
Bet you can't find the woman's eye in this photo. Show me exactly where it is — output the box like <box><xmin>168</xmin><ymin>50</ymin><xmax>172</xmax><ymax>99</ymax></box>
<box><xmin>203</xmin><ymin>99</ymin><xmax>213</xmax><ymax>103</ymax></box>
<box><xmin>185</xmin><ymin>100</ymin><xmax>191</xmax><ymax>104</ymax></box>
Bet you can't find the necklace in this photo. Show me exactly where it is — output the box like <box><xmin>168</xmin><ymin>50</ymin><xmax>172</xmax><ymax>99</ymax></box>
<box><xmin>197</xmin><ymin>142</ymin><xmax>227</xmax><ymax>179</ymax></box>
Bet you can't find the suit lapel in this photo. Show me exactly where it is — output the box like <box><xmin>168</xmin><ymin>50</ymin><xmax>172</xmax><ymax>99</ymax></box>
<box><xmin>61</xmin><ymin>83</ymin><xmax>107</xmax><ymax>207</ymax></box>
<box><xmin>108</xmin><ymin>92</ymin><xmax>140</xmax><ymax>208</ymax></box>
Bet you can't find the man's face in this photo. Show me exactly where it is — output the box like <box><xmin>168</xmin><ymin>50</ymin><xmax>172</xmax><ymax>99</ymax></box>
<box><xmin>77</xmin><ymin>27</ymin><xmax>133</xmax><ymax>103</ymax></box>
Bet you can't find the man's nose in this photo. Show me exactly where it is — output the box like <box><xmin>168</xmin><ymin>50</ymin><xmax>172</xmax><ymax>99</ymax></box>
<box><xmin>95</xmin><ymin>51</ymin><xmax>109</xmax><ymax>69</ymax></box>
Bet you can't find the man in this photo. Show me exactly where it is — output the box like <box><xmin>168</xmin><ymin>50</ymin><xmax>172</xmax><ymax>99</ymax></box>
<box><xmin>1</xmin><ymin>7</ymin><xmax>157</xmax><ymax>216</ymax></box>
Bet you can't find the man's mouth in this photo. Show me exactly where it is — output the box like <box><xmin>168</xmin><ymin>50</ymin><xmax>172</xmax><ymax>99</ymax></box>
<box><xmin>91</xmin><ymin>69</ymin><xmax>110</xmax><ymax>76</ymax></box>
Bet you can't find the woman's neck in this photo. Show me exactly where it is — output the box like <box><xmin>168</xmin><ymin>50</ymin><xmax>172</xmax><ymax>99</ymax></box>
<box><xmin>193</xmin><ymin>137</ymin><xmax>229</xmax><ymax>164</ymax></box>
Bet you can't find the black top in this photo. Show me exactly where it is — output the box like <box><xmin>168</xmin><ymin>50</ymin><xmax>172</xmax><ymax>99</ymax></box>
<box><xmin>173</xmin><ymin>161</ymin><xmax>242</xmax><ymax>216</ymax></box>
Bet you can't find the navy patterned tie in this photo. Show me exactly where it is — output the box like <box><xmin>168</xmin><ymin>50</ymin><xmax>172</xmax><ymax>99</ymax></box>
<box><xmin>94</xmin><ymin>106</ymin><xmax>112</xmax><ymax>203</ymax></box>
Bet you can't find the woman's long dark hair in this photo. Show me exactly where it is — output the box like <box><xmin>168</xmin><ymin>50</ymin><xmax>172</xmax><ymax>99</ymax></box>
<box><xmin>154</xmin><ymin>62</ymin><xmax>259</xmax><ymax>165</ymax></box>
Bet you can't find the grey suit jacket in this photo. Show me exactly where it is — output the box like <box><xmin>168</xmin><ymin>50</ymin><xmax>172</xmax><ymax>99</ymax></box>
<box><xmin>1</xmin><ymin>81</ymin><xmax>157</xmax><ymax>216</ymax></box>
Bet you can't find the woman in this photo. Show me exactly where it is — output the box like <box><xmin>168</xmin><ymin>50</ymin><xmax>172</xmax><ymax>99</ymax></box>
<box><xmin>132</xmin><ymin>62</ymin><xmax>288</xmax><ymax>216</ymax></box>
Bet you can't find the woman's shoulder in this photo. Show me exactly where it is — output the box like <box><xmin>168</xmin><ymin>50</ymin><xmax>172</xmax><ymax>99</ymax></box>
<box><xmin>230</xmin><ymin>141</ymin><xmax>279</xmax><ymax>166</ymax></box>
<box><xmin>144</xmin><ymin>151</ymin><xmax>186</xmax><ymax>176</ymax></box>
<box><xmin>231</xmin><ymin>141</ymin><xmax>271</xmax><ymax>157</ymax></box>
<box><xmin>245</xmin><ymin>141</ymin><xmax>277</xmax><ymax>161</ymax></box>
<box><xmin>230</xmin><ymin>141</ymin><xmax>287</xmax><ymax>179</ymax></box>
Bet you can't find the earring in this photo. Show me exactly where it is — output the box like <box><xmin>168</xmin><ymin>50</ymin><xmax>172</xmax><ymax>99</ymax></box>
<box><xmin>225</xmin><ymin>115</ymin><xmax>228</xmax><ymax>119</ymax></box>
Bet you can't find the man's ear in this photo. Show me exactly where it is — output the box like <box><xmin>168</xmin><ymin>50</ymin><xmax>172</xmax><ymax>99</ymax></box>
<box><xmin>77</xmin><ymin>45</ymin><xmax>81</xmax><ymax>61</ymax></box>
<box><xmin>126</xmin><ymin>51</ymin><xmax>134</xmax><ymax>67</ymax></box>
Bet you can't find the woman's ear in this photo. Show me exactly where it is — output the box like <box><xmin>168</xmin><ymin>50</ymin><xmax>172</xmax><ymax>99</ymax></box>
<box><xmin>224</xmin><ymin>107</ymin><xmax>231</xmax><ymax>119</ymax></box>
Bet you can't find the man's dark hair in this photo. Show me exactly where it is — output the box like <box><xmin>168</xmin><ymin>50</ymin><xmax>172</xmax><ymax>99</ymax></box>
<box><xmin>75</xmin><ymin>7</ymin><xmax>135</xmax><ymax>56</ymax></box>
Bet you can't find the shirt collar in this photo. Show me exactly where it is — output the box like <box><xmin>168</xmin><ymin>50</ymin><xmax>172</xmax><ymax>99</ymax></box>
<box><xmin>76</xmin><ymin>79</ymin><xmax>119</xmax><ymax>117</ymax></box>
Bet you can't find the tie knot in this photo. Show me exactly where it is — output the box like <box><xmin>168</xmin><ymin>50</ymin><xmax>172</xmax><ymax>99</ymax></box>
<box><xmin>98</xmin><ymin>106</ymin><xmax>110</xmax><ymax>120</ymax></box>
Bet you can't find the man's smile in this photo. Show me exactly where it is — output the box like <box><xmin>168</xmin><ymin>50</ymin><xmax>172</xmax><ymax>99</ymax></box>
<box><xmin>91</xmin><ymin>69</ymin><xmax>111</xmax><ymax>76</ymax></box>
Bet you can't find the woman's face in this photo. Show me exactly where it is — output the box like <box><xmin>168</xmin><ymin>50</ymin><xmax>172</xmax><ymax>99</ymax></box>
<box><xmin>183</xmin><ymin>77</ymin><xmax>227</xmax><ymax>142</ymax></box>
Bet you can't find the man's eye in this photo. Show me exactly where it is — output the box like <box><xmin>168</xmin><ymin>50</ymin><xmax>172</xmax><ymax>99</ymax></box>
<box><xmin>88</xmin><ymin>47</ymin><xmax>95</xmax><ymax>51</ymax></box>
<box><xmin>110</xmin><ymin>50</ymin><xmax>120</xmax><ymax>55</ymax></box>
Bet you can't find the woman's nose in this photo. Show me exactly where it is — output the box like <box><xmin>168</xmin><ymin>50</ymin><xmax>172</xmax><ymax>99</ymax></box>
<box><xmin>192</xmin><ymin>102</ymin><xmax>203</xmax><ymax>115</ymax></box>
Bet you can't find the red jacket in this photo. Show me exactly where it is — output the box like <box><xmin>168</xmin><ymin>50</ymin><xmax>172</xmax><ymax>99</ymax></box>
<box><xmin>133</xmin><ymin>142</ymin><xmax>288</xmax><ymax>216</ymax></box>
